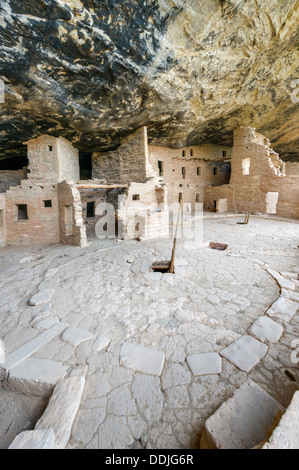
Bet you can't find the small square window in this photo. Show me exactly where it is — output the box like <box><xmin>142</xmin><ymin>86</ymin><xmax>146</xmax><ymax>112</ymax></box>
<box><xmin>132</xmin><ymin>194</ymin><xmax>140</xmax><ymax>201</ymax></box>
<box><xmin>17</xmin><ymin>204</ymin><xmax>28</xmax><ymax>221</ymax></box>
<box><xmin>44</xmin><ymin>200</ymin><xmax>52</xmax><ymax>208</ymax></box>
<box><xmin>48</xmin><ymin>145</ymin><xmax>53</xmax><ymax>152</ymax></box>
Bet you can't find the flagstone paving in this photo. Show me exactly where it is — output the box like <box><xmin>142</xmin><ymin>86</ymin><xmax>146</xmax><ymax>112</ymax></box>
<box><xmin>0</xmin><ymin>215</ymin><xmax>298</xmax><ymax>449</ymax></box>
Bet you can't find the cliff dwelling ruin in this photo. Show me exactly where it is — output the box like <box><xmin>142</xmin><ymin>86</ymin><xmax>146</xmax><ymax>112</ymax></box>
<box><xmin>0</xmin><ymin>0</ymin><xmax>298</xmax><ymax>453</ymax></box>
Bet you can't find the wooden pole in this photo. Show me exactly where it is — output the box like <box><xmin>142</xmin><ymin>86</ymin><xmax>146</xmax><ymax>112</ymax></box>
<box><xmin>245</xmin><ymin>190</ymin><xmax>254</xmax><ymax>224</ymax></box>
<box><xmin>169</xmin><ymin>197</ymin><xmax>183</xmax><ymax>273</ymax></box>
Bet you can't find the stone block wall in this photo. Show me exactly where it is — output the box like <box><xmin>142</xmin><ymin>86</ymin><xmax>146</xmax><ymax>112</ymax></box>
<box><xmin>137</xmin><ymin>210</ymin><xmax>169</xmax><ymax>241</ymax></box>
<box><xmin>275</xmin><ymin>176</ymin><xmax>299</xmax><ymax>219</ymax></box>
<box><xmin>203</xmin><ymin>127</ymin><xmax>299</xmax><ymax>219</ymax></box>
<box><xmin>285</xmin><ymin>162</ymin><xmax>299</xmax><ymax>176</ymax></box>
<box><xmin>92</xmin><ymin>127</ymin><xmax>151</xmax><ymax>184</ymax></box>
<box><xmin>148</xmin><ymin>144</ymin><xmax>231</xmax><ymax>205</ymax></box>
<box><xmin>4</xmin><ymin>181</ymin><xmax>60</xmax><ymax>245</ymax></box>
<box><xmin>57</xmin><ymin>181</ymin><xmax>87</xmax><ymax>247</ymax></box>
<box><xmin>118</xmin><ymin>182</ymin><xmax>169</xmax><ymax>240</ymax></box>
<box><xmin>0</xmin><ymin>193</ymin><xmax>6</xmax><ymax>245</ymax></box>
<box><xmin>79</xmin><ymin>186</ymin><xmax>127</xmax><ymax>235</ymax></box>
<box><xmin>204</xmin><ymin>185</ymin><xmax>232</xmax><ymax>212</ymax></box>
<box><xmin>0</xmin><ymin>166</ymin><xmax>28</xmax><ymax>193</ymax></box>
<box><xmin>25</xmin><ymin>135</ymin><xmax>79</xmax><ymax>184</ymax></box>
<box><xmin>56</xmin><ymin>137</ymin><xmax>80</xmax><ymax>183</ymax></box>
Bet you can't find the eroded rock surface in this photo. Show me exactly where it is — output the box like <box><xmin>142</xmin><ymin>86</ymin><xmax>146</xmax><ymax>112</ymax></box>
<box><xmin>0</xmin><ymin>0</ymin><xmax>298</xmax><ymax>161</ymax></box>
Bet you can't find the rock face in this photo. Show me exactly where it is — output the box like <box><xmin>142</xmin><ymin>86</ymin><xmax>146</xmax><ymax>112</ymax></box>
<box><xmin>0</xmin><ymin>0</ymin><xmax>298</xmax><ymax>161</ymax></box>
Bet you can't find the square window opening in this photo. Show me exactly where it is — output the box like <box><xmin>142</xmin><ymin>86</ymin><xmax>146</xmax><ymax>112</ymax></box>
<box><xmin>43</xmin><ymin>200</ymin><xmax>52</xmax><ymax>208</ymax></box>
<box><xmin>132</xmin><ymin>194</ymin><xmax>140</xmax><ymax>201</ymax></box>
<box><xmin>17</xmin><ymin>204</ymin><xmax>28</xmax><ymax>221</ymax></box>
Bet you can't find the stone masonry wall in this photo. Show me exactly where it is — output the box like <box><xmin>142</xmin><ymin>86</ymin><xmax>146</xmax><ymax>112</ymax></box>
<box><xmin>118</xmin><ymin>181</ymin><xmax>169</xmax><ymax>240</ymax></box>
<box><xmin>58</xmin><ymin>181</ymin><xmax>87</xmax><ymax>247</ymax></box>
<box><xmin>4</xmin><ymin>181</ymin><xmax>60</xmax><ymax>245</ymax></box>
<box><xmin>0</xmin><ymin>193</ymin><xmax>5</xmax><ymax>245</ymax></box>
<box><xmin>0</xmin><ymin>166</ymin><xmax>28</xmax><ymax>193</ymax></box>
<box><xmin>57</xmin><ymin>137</ymin><xmax>80</xmax><ymax>183</ymax></box>
<box><xmin>92</xmin><ymin>127</ymin><xmax>149</xmax><ymax>184</ymax></box>
<box><xmin>79</xmin><ymin>187</ymin><xmax>127</xmax><ymax>235</ymax></box>
<box><xmin>203</xmin><ymin>127</ymin><xmax>299</xmax><ymax>219</ymax></box>
<box><xmin>25</xmin><ymin>135</ymin><xmax>79</xmax><ymax>184</ymax></box>
<box><xmin>148</xmin><ymin>144</ymin><xmax>231</xmax><ymax>205</ymax></box>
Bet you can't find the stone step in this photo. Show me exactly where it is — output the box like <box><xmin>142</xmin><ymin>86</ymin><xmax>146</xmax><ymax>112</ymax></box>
<box><xmin>0</xmin><ymin>322</ymin><xmax>69</xmax><ymax>380</ymax></box>
<box><xmin>8</xmin><ymin>429</ymin><xmax>57</xmax><ymax>449</ymax></box>
<box><xmin>35</xmin><ymin>376</ymin><xmax>85</xmax><ymax>449</ymax></box>
<box><xmin>200</xmin><ymin>379</ymin><xmax>285</xmax><ymax>449</ymax></box>
<box><xmin>3</xmin><ymin>357</ymin><xmax>68</xmax><ymax>397</ymax></box>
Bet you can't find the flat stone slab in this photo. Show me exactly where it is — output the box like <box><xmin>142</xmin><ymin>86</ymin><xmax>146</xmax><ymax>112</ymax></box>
<box><xmin>220</xmin><ymin>335</ymin><xmax>268</xmax><ymax>373</ymax></box>
<box><xmin>4</xmin><ymin>357</ymin><xmax>68</xmax><ymax>397</ymax></box>
<box><xmin>8</xmin><ymin>429</ymin><xmax>57</xmax><ymax>449</ymax></box>
<box><xmin>61</xmin><ymin>326</ymin><xmax>94</xmax><ymax>346</ymax></box>
<box><xmin>0</xmin><ymin>322</ymin><xmax>69</xmax><ymax>379</ymax></box>
<box><xmin>120</xmin><ymin>342</ymin><xmax>165</xmax><ymax>376</ymax></box>
<box><xmin>92</xmin><ymin>335</ymin><xmax>110</xmax><ymax>352</ymax></box>
<box><xmin>266</xmin><ymin>268</ymin><xmax>295</xmax><ymax>290</ymax></box>
<box><xmin>267</xmin><ymin>297</ymin><xmax>299</xmax><ymax>322</ymax></box>
<box><xmin>281</xmin><ymin>289</ymin><xmax>299</xmax><ymax>302</ymax></box>
<box><xmin>140</xmin><ymin>259</ymin><xmax>152</xmax><ymax>273</ymax></box>
<box><xmin>143</xmin><ymin>271</ymin><xmax>162</xmax><ymax>281</ymax></box>
<box><xmin>200</xmin><ymin>379</ymin><xmax>285</xmax><ymax>449</ymax></box>
<box><xmin>29</xmin><ymin>288</ymin><xmax>54</xmax><ymax>306</ymax></box>
<box><xmin>186</xmin><ymin>353</ymin><xmax>222</xmax><ymax>375</ymax></box>
<box><xmin>33</xmin><ymin>316</ymin><xmax>59</xmax><ymax>329</ymax></box>
<box><xmin>249</xmin><ymin>316</ymin><xmax>284</xmax><ymax>343</ymax></box>
<box><xmin>35</xmin><ymin>376</ymin><xmax>85</xmax><ymax>449</ymax></box>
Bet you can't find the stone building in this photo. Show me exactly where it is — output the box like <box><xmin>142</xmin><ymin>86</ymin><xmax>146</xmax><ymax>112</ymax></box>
<box><xmin>204</xmin><ymin>127</ymin><xmax>299</xmax><ymax>219</ymax></box>
<box><xmin>0</xmin><ymin>125</ymin><xmax>298</xmax><ymax>247</ymax></box>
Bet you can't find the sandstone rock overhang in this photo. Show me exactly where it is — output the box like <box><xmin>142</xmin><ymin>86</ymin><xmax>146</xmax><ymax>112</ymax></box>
<box><xmin>0</xmin><ymin>0</ymin><xmax>298</xmax><ymax>162</ymax></box>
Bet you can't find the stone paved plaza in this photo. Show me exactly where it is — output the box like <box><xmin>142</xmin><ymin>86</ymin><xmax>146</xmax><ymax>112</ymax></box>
<box><xmin>0</xmin><ymin>214</ymin><xmax>298</xmax><ymax>449</ymax></box>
